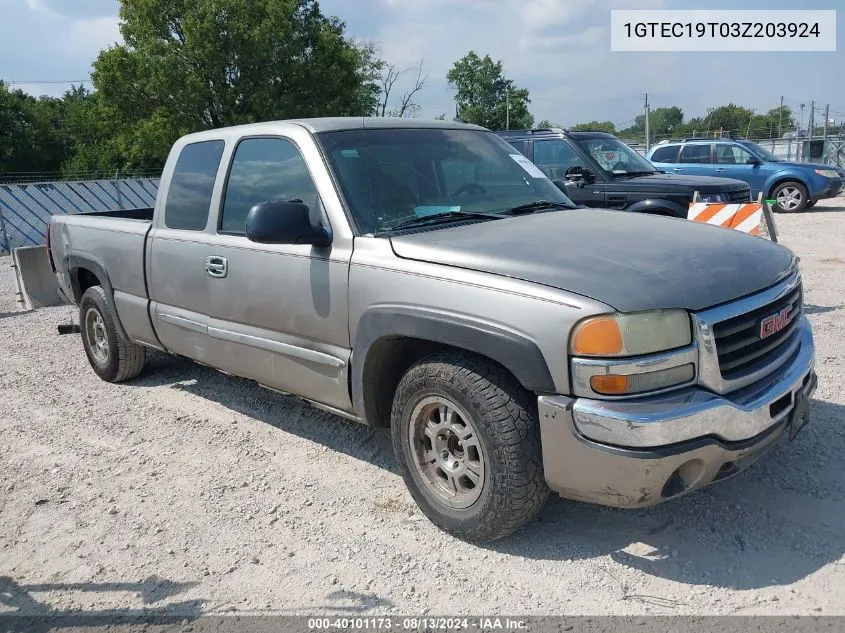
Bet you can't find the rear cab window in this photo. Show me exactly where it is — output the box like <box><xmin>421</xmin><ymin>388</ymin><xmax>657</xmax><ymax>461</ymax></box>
<box><xmin>164</xmin><ymin>140</ymin><xmax>226</xmax><ymax>231</ymax></box>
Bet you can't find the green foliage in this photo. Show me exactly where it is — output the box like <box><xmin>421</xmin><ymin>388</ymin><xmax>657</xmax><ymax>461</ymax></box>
<box><xmin>571</xmin><ymin>120</ymin><xmax>616</xmax><ymax>133</ymax></box>
<box><xmin>79</xmin><ymin>0</ymin><xmax>381</xmax><ymax>172</ymax></box>
<box><xmin>0</xmin><ymin>82</ymin><xmax>66</xmax><ymax>175</ymax></box>
<box><xmin>535</xmin><ymin>119</ymin><xmax>561</xmax><ymax>129</ymax></box>
<box><xmin>447</xmin><ymin>51</ymin><xmax>533</xmax><ymax>131</ymax></box>
<box><xmin>617</xmin><ymin>103</ymin><xmax>797</xmax><ymax>143</ymax></box>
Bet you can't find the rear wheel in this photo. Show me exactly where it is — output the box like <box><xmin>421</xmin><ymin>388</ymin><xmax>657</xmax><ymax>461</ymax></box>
<box><xmin>80</xmin><ymin>286</ymin><xmax>146</xmax><ymax>382</ymax></box>
<box><xmin>771</xmin><ymin>181</ymin><xmax>809</xmax><ymax>213</ymax></box>
<box><xmin>390</xmin><ymin>351</ymin><xmax>550</xmax><ymax>542</ymax></box>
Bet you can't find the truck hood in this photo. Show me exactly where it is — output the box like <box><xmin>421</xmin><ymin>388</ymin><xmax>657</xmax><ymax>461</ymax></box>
<box><xmin>389</xmin><ymin>210</ymin><xmax>795</xmax><ymax>313</ymax></box>
<box><xmin>625</xmin><ymin>172</ymin><xmax>749</xmax><ymax>193</ymax></box>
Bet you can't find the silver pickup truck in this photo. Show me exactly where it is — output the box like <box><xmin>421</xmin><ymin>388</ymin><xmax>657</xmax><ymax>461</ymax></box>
<box><xmin>47</xmin><ymin>118</ymin><xmax>817</xmax><ymax>542</ymax></box>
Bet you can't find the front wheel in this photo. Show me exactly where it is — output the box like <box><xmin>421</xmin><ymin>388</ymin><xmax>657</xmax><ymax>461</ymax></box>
<box><xmin>79</xmin><ymin>286</ymin><xmax>147</xmax><ymax>382</ymax></box>
<box><xmin>806</xmin><ymin>200</ymin><xmax>817</xmax><ymax>208</ymax></box>
<box><xmin>772</xmin><ymin>181</ymin><xmax>809</xmax><ymax>213</ymax></box>
<box><xmin>390</xmin><ymin>351</ymin><xmax>550</xmax><ymax>542</ymax></box>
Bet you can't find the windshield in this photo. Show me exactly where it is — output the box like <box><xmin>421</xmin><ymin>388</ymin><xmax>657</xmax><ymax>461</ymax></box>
<box><xmin>573</xmin><ymin>136</ymin><xmax>657</xmax><ymax>175</ymax></box>
<box><xmin>316</xmin><ymin>128</ymin><xmax>576</xmax><ymax>234</ymax></box>
<box><xmin>741</xmin><ymin>141</ymin><xmax>781</xmax><ymax>162</ymax></box>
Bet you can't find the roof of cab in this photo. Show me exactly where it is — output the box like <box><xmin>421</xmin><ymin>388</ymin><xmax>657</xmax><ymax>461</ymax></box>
<box><xmin>177</xmin><ymin>117</ymin><xmax>488</xmax><ymax>143</ymax></box>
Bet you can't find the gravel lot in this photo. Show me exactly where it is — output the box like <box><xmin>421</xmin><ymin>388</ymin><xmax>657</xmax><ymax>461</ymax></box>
<box><xmin>1</xmin><ymin>199</ymin><xmax>844</xmax><ymax>619</ymax></box>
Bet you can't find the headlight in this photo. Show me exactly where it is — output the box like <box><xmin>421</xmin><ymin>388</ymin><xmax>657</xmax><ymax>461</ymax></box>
<box><xmin>696</xmin><ymin>193</ymin><xmax>727</xmax><ymax>203</ymax></box>
<box><xmin>570</xmin><ymin>309</ymin><xmax>692</xmax><ymax>357</ymax></box>
<box><xmin>815</xmin><ymin>169</ymin><xmax>839</xmax><ymax>179</ymax></box>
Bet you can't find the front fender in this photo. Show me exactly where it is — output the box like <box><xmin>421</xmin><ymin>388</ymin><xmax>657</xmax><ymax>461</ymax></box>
<box><xmin>764</xmin><ymin>171</ymin><xmax>816</xmax><ymax>197</ymax></box>
<box><xmin>351</xmin><ymin>305</ymin><xmax>556</xmax><ymax>424</ymax></box>
<box><xmin>626</xmin><ymin>199</ymin><xmax>688</xmax><ymax>218</ymax></box>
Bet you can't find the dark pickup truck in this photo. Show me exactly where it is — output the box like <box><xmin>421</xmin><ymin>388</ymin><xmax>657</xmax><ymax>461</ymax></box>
<box><xmin>499</xmin><ymin>129</ymin><xmax>751</xmax><ymax>217</ymax></box>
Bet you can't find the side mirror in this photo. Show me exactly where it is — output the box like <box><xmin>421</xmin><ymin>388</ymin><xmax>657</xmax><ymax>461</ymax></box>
<box><xmin>746</xmin><ymin>157</ymin><xmax>762</xmax><ymax>165</ymax></box>
<box><xmin>551</xmin><ymin>179</ymin><xmax>569</xmax><ymax>192</ymax></box>
<box><xmin>245</xmin><ymin>200</ymin><xmax>332</xmax><ymax>247</ymax></box>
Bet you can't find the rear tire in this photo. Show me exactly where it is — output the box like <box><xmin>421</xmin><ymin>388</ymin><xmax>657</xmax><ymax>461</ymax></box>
<box><xmin>390</xmin><ymin>351</ymin><xmax>550</xmax><ymax>543</ymax></box>
<box><xmin>771</xmin><ymin>181</ymin><xmax>809</xmax><ymax>213</ymax></box>
<box><xmin>79</xmin><ymin>286</ymin><xmax>146</xmax><ymax>382</ymax></box>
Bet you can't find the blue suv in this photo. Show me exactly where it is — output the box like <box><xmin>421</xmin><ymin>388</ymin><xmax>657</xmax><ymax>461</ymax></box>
<box><xmin>646</xmin><ymin>138</ymin><xmax>845</xmax><ymax>213</ymax></box>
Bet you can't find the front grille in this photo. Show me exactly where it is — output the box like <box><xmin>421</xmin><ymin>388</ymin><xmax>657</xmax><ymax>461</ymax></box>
<box><xmin>725</xmin><ymin>188</ymin><xmax>751</xmax><ymax>203</ymax></box>
<box><xmin>712</xmin><ymin>282</ymin><xmax>802</xmax><ymax>380</ymax></box>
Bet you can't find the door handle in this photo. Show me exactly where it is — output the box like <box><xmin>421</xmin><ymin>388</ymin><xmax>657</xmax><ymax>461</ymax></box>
<box><xmin>673</xmin><ymin>168</ymin><xmax>683</xmax><ymax>172</ymax></box>
<box><xmin>205</xmin><ymin>256</ymin><xmax>228</xmax><ymax>278</ymax></box>
<box><xmin>715</xmin><ymin>168</ymin><xmax>726</xmax><ymax>172</ymax></box>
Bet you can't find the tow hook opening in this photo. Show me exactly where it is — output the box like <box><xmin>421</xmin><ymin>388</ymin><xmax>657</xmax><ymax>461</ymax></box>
<box><xmin>661</xmin><ymin>459</ymin><xmax>706</xmax><ymax>499</ymax></box>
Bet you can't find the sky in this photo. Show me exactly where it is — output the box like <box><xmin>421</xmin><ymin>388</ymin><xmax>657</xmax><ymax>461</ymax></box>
<box><xmin>1</xmin><ymin>0</ymin><xmax>843</xmax><ymax>129</ymax></box>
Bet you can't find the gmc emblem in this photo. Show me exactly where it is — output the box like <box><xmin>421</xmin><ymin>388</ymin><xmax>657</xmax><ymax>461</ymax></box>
<box><xmin>760</xmin><ymin>305</ymin><xmax>794</xmax><ymax>339</ymax></box>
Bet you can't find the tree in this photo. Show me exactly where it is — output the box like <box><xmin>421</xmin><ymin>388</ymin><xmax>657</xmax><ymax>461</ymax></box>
<box><xmin>85</xmin><ymin>0</ymin><xmax>381</xmax><ymax>171</ymax></box>
<box><xmin>621</xmin><ymin>106</ymin><xmax>683</xmax><ymax>141</ymax></box>
<box><xmin>571</xmin><ymin>120</ymin><xmax>616</xmax><ymax>133</ymax></box>
<box><xmin>536</xmin><ymin>119</ymin><xmax>561</xmax><ymax>129</ymax></box>
<box><xmin>376</xmin><ymin>60</ymin><xmax>428</xmax><ymax>118</ymax></box>
<box><xmin>447</xmin><ymin>51</ymin><xmax>533</xmax><ymax>130</ymax></box>
<box><xmin>0</xmin><ymin>82</ymin><xmax>66</xmax><ymax>177</ymax></box>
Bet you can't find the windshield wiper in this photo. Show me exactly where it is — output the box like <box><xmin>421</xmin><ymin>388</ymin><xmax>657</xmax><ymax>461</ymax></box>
<box><xmin>506</xmin><ymin>200</ymin><xmax>574</xmax><ymax>215</ymax></box>
<box><xmin>380</xmin><ymin>210</ymin><xmax>506</xmax><ymax>233</ymax></box>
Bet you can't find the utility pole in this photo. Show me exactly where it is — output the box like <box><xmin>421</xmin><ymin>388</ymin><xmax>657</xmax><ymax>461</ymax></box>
<box><xmin>778</xmin><ymin>95</ymin><xmax>784</xmax><ymax>139</ymax></box>
<box><xmin>808</xmin><ymin>100</ymin><xmax>815</xmax><ymax>140</ymax></box>
<box><xmin>506</xmin><ymin>90</ymin><xmax>510</xmax><ymax>131</ymax></box>
<box><xmin>799</xmin><ymin>103</ymin><xmax>805</xmax><ymax>133</ymax></box>
<box><xmin>823</xmin><ymin>104</ymin><xmax>830</xmax><ymax>163</ymax></box>
<box><xmin>644</xmin><ymin>93</ymin><xmax>650</xmax><ymax>150</ymax></box>
<box><xmin>745</xmin><ymin>109</ymin><xmax>755</xmax><ymax>139</ymax></box>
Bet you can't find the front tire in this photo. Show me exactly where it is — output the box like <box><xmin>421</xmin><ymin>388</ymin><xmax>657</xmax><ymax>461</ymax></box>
<box><xmin>79</xmin><ymin>286</ymin><xmax>146</xmax><ymax>382</ymax></box>
<box><xmin>772</xmin><ymin>181</ymin><xmax>809</xmax><ymax>213</ymax></box>
<box><xmin>390</xmin><ymin>351</ymin><xmax>550</xmax><ymax>542</ymax></box>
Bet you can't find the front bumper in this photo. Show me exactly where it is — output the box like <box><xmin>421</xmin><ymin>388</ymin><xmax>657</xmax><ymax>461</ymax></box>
<box><xmin>538</xmin><ymin>318</ymin><xmax>817</xmax><ymax>508</ymax></box>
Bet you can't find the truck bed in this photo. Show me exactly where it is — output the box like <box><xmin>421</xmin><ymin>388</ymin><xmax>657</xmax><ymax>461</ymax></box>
<box><xmin>68</xmin><ymin>207</ymin><xmax>155</xmax><ymax>221</ymax></box>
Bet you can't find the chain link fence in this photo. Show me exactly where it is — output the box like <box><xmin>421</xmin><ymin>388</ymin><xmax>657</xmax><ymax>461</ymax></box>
<box><xmin>0</xmin><ymin>178</ymin><xmax>159</xmax><ymax>254</ymax></box>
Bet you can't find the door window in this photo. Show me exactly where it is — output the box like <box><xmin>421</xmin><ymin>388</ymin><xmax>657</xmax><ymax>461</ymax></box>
<box><xmin>532</xmin><ymin>140</ymin><xmax>586</xmax><ymax>180</ymax></box>
<box><xmin>715</xmin><ymin>144</ymin><xmax>754</xmax><ymax>164</ymax></box>
<box><xmin>679</xmin><ymin>144</ymin><xmax>712</xmax><ymax>164</ymax></box>
<box><xmin>650</xmin><ymin>145</ymin><xmax>680</xmax><ymax>163</ymax></box>
<box><xmin>220</xmin><ymin>137</ymin><xmax>319</xmax><ymax>235</ymax></box>
<box><xmin>164</xmin><ymin>140</ymin><xmax>225</xmax><ymax>231</ymax></box>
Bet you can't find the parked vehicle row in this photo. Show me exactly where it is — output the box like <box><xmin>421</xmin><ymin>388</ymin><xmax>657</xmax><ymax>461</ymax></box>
<box><xmin>498</xmin><ymin>128</ymin><xmax>752</xmax><ymax>218</ymax></box>
<box><xmin>46</xmin><ymin>117</ymin><xmax>817</xmax><ymax>543</ymax></box>
<box><xmin>646</xmin><ymin>137</ymin><xmax>845</xmax><ymax>213</ymax></box>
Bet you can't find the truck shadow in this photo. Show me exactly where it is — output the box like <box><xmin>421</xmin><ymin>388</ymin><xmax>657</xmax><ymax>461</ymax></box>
<box><xmin>130</xmin><ymin>354</ymin><xmax>844</xmax><ymax>592</ymax></box>
<box><xmin>0</xmin><ymin>575</ymin><xmax>204</xmax><ymax>631</ymax></box>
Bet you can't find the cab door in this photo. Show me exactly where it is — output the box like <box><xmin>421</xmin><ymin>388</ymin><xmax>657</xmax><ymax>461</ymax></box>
<box><xmin>199</xmin><ymin>135</ymin><xmax>354</xmax><ymax>412</ymax></box>
<box><xmin>673</xmin><ymin>143</ymin><xmax>715</xmax><ymax>177</ymax></box>
<box><xmin>147</xmin><ymin>138</ymin><xmax>226</xmax><ymax>363</ymax></box>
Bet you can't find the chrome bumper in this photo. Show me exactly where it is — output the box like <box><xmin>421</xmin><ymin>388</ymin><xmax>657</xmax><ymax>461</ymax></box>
<box><xmin>568</xmin><ymin>317</ymin><xmax>816</xmax><ymax>448</ymax></box>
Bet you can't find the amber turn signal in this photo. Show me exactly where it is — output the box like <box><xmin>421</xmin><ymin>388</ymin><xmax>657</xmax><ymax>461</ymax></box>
<box><xmin>570</xmin><ymin>316</ymin><xmax>624</xmax><ymax>356</ymax></box>
<box><xmin>589</xmin><ymin>374</ymin><xmax>629</xmax><ymax>395</ymax></box>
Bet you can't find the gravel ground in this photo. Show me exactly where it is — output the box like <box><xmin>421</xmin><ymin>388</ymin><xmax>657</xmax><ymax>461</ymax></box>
<box><xmin>1</xmin><ymin>199</ymin><xmax>844</xmax><ymax>619</ymax></box>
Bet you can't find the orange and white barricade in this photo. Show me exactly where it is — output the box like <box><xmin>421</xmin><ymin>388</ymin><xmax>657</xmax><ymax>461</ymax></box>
<box><xmin>687</xmin><ymin>193</ymin><xmax>778</xmax><ymax>242</ymax></box>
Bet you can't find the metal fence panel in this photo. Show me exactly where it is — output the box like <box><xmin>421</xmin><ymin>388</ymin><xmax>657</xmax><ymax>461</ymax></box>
<box><xmin>0</xmin><ymin>178</ymin><xmax>159</xmax><ymax>253</ymax></box>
